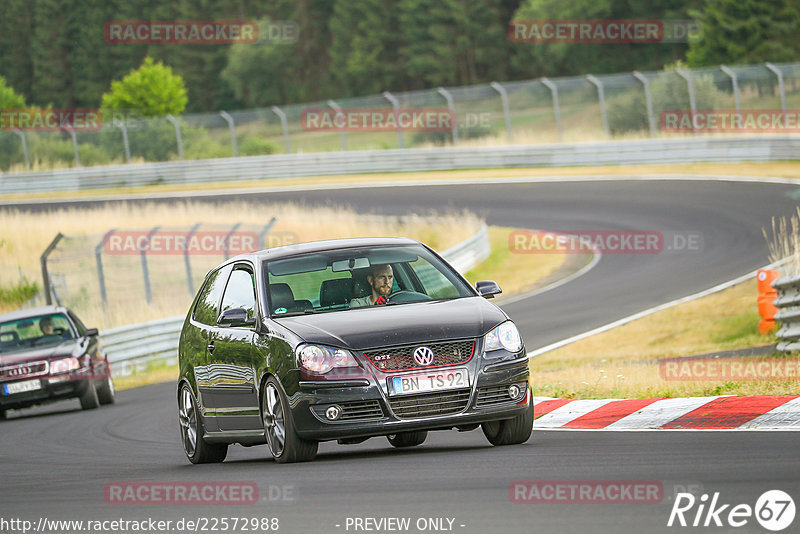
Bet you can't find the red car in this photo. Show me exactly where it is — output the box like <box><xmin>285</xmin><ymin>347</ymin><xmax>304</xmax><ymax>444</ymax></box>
<box><xmin>0</xmin><ymin>306</ymin><xmax>114</xmax><ymax>419</ymax></box>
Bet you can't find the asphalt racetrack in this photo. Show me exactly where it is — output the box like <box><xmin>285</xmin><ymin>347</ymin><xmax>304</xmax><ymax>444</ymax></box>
<box><xmin>2</xmin><ymin>177</ymin><xmax>800</xmax><ymax>533</ymax></box>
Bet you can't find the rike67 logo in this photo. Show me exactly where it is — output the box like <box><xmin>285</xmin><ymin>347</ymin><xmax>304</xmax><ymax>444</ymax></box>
<box><xmin>668</xmin><ymin>490</ymin><xmax>795</xmax><ymax>531</ymax></box>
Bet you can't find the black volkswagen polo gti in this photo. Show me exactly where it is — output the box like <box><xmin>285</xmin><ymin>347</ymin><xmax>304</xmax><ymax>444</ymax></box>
<box><xmin>177</xmin><ymin>237</ymin><xmax>532</xmax><ymax>464</ymax></box>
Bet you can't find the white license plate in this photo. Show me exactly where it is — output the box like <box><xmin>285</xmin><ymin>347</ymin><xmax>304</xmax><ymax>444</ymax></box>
<box><xmin>3</xmin><ymin>379</ymin><xmax>42</xmax><ymax>395</ymax></box>
<box><xmin>390</xmin><ymin>368</ymin><xmax>469</xmax><ymax>396</ymax></box>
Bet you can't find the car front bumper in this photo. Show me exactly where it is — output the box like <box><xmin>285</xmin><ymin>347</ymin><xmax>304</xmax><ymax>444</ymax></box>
<box><xmin>0</xmin><ymin>376</ymin><xmax>92</xmax><ymax>410</ymax></box>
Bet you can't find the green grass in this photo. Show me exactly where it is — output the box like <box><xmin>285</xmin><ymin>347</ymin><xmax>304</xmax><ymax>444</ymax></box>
<box><xmin>0</xmin><ymin>279</ymin><xmax>39</xmax><ymax>311</ymax></box>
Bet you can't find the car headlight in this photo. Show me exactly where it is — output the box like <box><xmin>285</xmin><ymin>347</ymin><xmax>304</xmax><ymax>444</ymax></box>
<box><xmin>484</xmin><ymin>321</ymin><xmax>523</xmax><ymax>354</ymax></box>
<box><xmin>296</xmin><ymin>344</ymin><xmax>359</xmax><ymax>374</ymax></box>
<box><xmin>50</xmin><ymin>357</ymin><xmax>80</xmax><ymax>374</ymax></box>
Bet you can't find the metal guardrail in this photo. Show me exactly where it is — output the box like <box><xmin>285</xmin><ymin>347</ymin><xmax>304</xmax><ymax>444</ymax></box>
<box><xmin>2</xmin><ymin>136</ymin><xmax>799</xmax><ymax>195</ymax></box>
<box><xmin>101</xmin><ymin>225</ymin><xmax>491</xmax><ymax>375</ymax></box>
<box><xmin>773</xmin><ymin>274</ymin><xmax>800</xmax><ymax>351</ymax></box>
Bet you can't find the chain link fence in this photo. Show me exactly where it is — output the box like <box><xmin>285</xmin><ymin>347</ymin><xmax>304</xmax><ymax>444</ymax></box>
<box><xmin>2</xmin><ymin>60</ymin><xmax>798</xmax><ymax>172</ymax></box>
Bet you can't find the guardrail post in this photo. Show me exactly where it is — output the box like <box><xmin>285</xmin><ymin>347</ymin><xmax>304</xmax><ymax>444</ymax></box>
<box><xmin>540</xmin><ymin>78</ymin><xmax>562</xmax><ymax>141</ymax></box>
<box><xmin>140</xmin><ymin>226</ymin><xmax>160</xmax><ymax>304</ymax></box>
<box><xmin>720</xmin><ymin>65</ymin><xmax>742</xmax><ymax>131</ymax></box>
<box><xmin>95</xmin><ymin>230</ymin><xmax>114</xmax><ymax>305</ymax></box>
<box><xmin>223</xmin><ymin>222</ymin><xmax>242</xmax><ymax>261</ymax></box>
<box><xmin>258</xmin><ymin>217</ymin><xmax>278</xmax><ymax>248</ymax></box>
<box><xmin>382</xmin><ymin>91</ymin><xmax>404</xmax><ymax>148</ymax></box>
<box><xmin>271</xmin><ymin>106</ymin><xmax>291</xmax><ymax>154</ymax></box>
<box><xmin>327</xmin><ymin>100</ymin><xmax>347</xmax><ymax>151</ymax></box>
<box><xmin>113</xmin><ymin>118</ymin><xmax>131</xmax><ymax>163</ymax></box>
<box><xmin>436</xmin><ymin>87</ymin><xmax>458</xmax><ymax>145</ymax></box>
<box><xmin>676</xmin><ymin>68</ymin><xmax>698</xmax><ymax>134</ymax></box>
<box><xmin>184</xmin><ymin>223</ymin><xmax>202</xmax><ymax>295</ymax></box>
<box><xmin>40</xmin><ymin>233</ymin><xmax>64</xmax><ymax>305</ymax></box>
<box><xmin>219</xmin><ymin>111</ymin><xmax>238</xmax><ymax>157</ymax></box>
<box><xmin>166</xmin><ymin>115</ymin><xmax>184</xmax><ymax>160</ymax></box>
<box><xmin>490</xmin><ymin>81</ymin><xmax>513</xmax><ymax>142</ymax></box>
<box><xmin>765</xmin><ymin>63</ymin><xmax>788</xmax><ymax>119</ymax></box>
<box><xmin>64</xmin><ymin>127</ymin><xmax>80</xmax><ymax>166</ymax></box>
<box><xmin>632</xmin><ymin>71</ymin><xmax>656</xmax><ymax>137</ymax></box>
<box><xmin>12</xmin><ymin>128</ymin><xmax>30</xmax><ymax>169</ymax></box>
<box><xmin>586</xmin><ymin>75</ymin><xmax>610</xmax><ymax>139</ymax></box>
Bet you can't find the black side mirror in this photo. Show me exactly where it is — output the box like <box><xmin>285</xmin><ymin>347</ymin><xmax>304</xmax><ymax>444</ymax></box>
<box><xmin>475</xmin><ymin>280</ymin><xmax>502</xmax><ymax>299</ymax></box>
<box><xmin>217</xmin><ymin>308</ymin><xmax>256</xmax><ymax>328</ymax></box>
<box><xmin>85</xmin><ymin>328</ymin><xmax>99</xmax><ymax>337</ymax></box>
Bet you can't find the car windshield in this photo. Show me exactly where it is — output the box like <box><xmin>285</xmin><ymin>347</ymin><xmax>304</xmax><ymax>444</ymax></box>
<box><xmin>0</xmin><ymin>314</ymin><xmax>76</xmax><ymax>353</ymax></box>
<box><xmin>264</xmin><ymin>245</ymin><xmax>474</xmax><ymax>316</ymax></box>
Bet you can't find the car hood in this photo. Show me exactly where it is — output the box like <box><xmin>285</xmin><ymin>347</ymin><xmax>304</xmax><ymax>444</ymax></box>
<box><xmin>0</xmin><ymin>339</ymin><xmax>85</xmax><ymax>366</ymax></box>
<box><xmin>273</xmin><ymin>297</ymin><xmax>508</xmax><ymax>351</ymax></box>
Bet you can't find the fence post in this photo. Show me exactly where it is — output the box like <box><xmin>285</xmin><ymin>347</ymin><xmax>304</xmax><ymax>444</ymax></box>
<box><xmin>327</xmin><ymin>100</ymin><xmax>347</xmax><ymax>151</ymax></box>
<box><xmin>184</xmin><ymin>223</ymin><xmax>202</xmax><ymax>295</ymax></box>
<box><xmin>219</xmin><ymin>111</ymin><xmax>238</xmax><ymax>157</ymax></box>
<box><xmin>40</xmin><ymin>233</ymin><xmax>64</xmax><ymax>305</ymax></box>
<box><xmin>632</xmin><ymin>71</ymin><xmax>656</xmax><ymax>137</ymax></box>
<box><xmin>720</xmin><ymin>65</ymin><xmax>742</xmax><ymax>131</ymax></box>
<box><xmin>271</xmin><ymin>106</ymin><xmax>291</xmax><ymax>154</ymax></box>
<box><xmin>765</xmin><ymin>62</ymin><xmax>788</xmax><ymax>118</ymax></box>
<box><xmin>490</xmin><ymin>81</ymin><xmax>513</xmax><ymax>142</ymax></box>
<box><xmin>223</xmin><ymin>222</ymin><xmax>242</xmax><ymax>261</ymax></box>
<box><xmin>382</xmin><ymin>91</ymin><xmax>404</xmax><ymax>148</ymax></box>
<box><xmin>12</xmin><ymin>128</ymin><xmax>30</xmax><ymax>169</ymax></box>
<box><xmin>586</xmin><ymin>75</ymin><xmax>610</xmax><ymax>139</ymax></box>
<box><xmin>140</xmin><ymin>226</ymin><xmax>160</xmax><ymax>304</ymax></box>
<box><xmin>95</xmin><ymin>230</ymin><xmax>114</xmax><ymax>305</ymax></box>
<box><xmin>540</xmin><ymin>78</ymin><xmax>562</xmax><ymax>141</ymax></box>
<box><xmin>166</xmin><ymin>115</ymin><xmax>184</xmax><ymax>160</ymax></box>
<box><xmin>436</xmin><ymin>87</ymin><xmax>459</xmax><ymax>145</ymax></box>
<box><xmin>676</xmin><ymin>68</ymin><xmax>697</xmax><ymax>133</ymax></box>
<box><xmin>258</xmin><ymin>217</ymin><xmax>278</xmax><ymax>249</ymax></box>
<box><xmin>64</xmin><ymin>127</ymin><xmax>81</xmax><ymax>166</ymax></box>
<box><xmin>113</xmin><ymin>118</ymin><xmax>131</xmax><ymax>163</ymax></box>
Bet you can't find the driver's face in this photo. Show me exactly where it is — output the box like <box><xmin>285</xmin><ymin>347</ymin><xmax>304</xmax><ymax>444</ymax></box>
<box><xmin>369</xmin><ymin>267</ymin><xmax>393</xmax><ymax>296</ymax></box>
<box><xmin>40</xmin><ymin>322</ymin><xmax>53</xmax><ymax>335</ymax></box>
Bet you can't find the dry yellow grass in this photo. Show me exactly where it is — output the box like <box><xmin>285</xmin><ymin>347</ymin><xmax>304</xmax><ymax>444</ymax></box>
<box><xmin>3</xmin><ymin>161</ymin><xmax>800</xmax><ymax>202</ymax></box>
<box><xmin>531</xmin><ymin>279</ymin><xmax>791</xmax><ymax>398</ymax></box>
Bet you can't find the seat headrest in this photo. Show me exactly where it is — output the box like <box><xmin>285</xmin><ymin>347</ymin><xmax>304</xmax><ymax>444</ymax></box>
<box><xmin>320</xmin><ymin>278</ymin><xmax>353</xmax><ymax>307</ymax></box>
<box><xmin>269</xmin><ymin>283</ymin><xmax>295</xmax><ymax>310</ymax></box>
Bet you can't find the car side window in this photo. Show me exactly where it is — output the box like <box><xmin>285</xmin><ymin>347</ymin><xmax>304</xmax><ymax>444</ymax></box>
<box><xmin>220</xmin><ymin>267</ymin><xmax>257</xmax><ymax>319</ymax></box>
<box><xmin>193</xmin><ymin>264</ymin><xmax>233</xmax><ymax>326</ymax></box>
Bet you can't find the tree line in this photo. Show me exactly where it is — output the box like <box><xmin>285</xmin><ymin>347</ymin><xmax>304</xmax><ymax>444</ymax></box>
<box><xmin>0</xmin><ymin>0</ymin><xmax>797</xmax><ymax>113</ymax></box>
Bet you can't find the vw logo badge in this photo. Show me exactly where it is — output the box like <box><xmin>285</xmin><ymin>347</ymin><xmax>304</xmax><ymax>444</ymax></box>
<box><xmin>413</xmin><ymin>346</ymin><xmax>434</xmax><ymax>366</ymax></box>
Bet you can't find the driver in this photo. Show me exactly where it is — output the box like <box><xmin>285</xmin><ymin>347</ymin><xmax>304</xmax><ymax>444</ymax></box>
<box><xmin>39</xmin><ymin>317</ymin><xmax>55</xmax><ymax>335</ymax></box>
<box><xmin>349</xmin><ymin>264</ymin><xmax>393</xmax><ymax>308</ymax></box>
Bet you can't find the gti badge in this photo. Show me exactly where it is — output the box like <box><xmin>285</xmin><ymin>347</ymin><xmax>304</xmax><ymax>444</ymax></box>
<box><xmin>413</xmin><ymin>346</ymin><xmax>434</xmax><ymax>366</ymax></box>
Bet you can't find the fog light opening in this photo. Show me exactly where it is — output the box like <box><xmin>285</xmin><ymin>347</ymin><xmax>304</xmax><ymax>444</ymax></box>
<box><xmin>508</xmin><ymin>384</ymin><xmax>521</xmax><ymax>400</ymax></box>
<box><xmin>325</xmin><ymin>405</ymin><xmax>342</xmax><ymax>420</ymax></box>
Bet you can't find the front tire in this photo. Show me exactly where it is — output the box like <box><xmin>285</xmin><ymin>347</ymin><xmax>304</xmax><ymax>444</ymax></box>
<box><xmin>482</xmin><ymin>389</ymin><xmax>533</xmax><ymax>446</ymax></box>
<box><xmin>96</xmin><ymin>366</ymin><xmax>115</xmax><ymax>405</ymax></box>
<box><xmin>178</xmin><ymin>383</ymin><xmax>228</xmax><ymax>464</ymax></box>
<box><xmin>262</xmin><ymin>377</ymin><xmax>317</xmax><ymax>463</ymax></box>
<box><xmin>79</xmin><ymin>381</ymin><xmax>100</xmax><ymax>410</ymax></box>
<box><xmin>387</xmin><ymin>431</ymin><xmax>427</xmax><ymax>448</ymax></box>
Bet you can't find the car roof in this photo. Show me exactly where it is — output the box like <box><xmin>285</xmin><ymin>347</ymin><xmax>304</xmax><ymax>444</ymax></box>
<box><xmin>0</xmin><ymin>305</ymin><xmax>72</xmax><ymax>323</ymax></box>
<box><xmin>227</xmin><ymin>237</ymin><xmax>423</xmax><ymax>264</ymax></box>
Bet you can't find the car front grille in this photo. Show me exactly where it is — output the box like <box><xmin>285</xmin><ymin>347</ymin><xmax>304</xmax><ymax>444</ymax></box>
<box><xmin>388</xmin><ymin>388</ymin><xmax>471</xmax><ymax>419</ymax></box>
<box><xmin>363</xmin><ymin>340</ymin><xmax>475</xmax><ymax>372</ymax></box>
<box><xmin>312</xmin><ymin>400</ymin><xmax>384</xmax><ymax>422</ymax></box>
<box><xmin>0</xmin><ymin>360</ymin><xmax>48</xmax><ymax>381</ymax></box>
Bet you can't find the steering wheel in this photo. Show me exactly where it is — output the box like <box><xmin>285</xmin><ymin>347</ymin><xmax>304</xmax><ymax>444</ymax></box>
<box><xmin>386</xmin><ymin>290</ymin><xmax>433</xmax><ymax>304</ymax></box>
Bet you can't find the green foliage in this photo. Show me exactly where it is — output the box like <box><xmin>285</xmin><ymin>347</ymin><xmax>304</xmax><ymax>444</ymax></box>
<box><xmin>0</xmin><ymin>278</ymin><xmax>39</xmax><ymax>307</ymax></box>
<box><xmin>0</xmin><ymin>76</ymin><xmax>26</xmax><ymax>108</ymax></box>
<box><xmin>687</xmin><ymin>0</ymin><xmax>800</xmax><ymax>67</ymax></box>
<box><xmin>101</xmin><ymin>57</ymin><xmax>188</xmax><ymax>117</ymax></box>
<box><xmin>238</xmin><ymin>137</ymin><xmax>279</xmax><ymax>156</ymax></box>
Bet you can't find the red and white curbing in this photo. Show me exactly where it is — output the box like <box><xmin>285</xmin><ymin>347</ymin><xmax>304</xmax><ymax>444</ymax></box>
<box><xmin>533</xmin><ymin>395</ymin><xmax>800</xmax><ymax>430</ymax></box>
